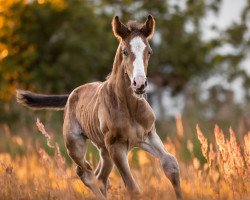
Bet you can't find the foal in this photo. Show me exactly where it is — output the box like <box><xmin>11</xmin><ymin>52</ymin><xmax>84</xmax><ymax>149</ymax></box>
<box><xmin>17</xmin><ymin>15</ymin><xmax>182</xmax><ymax>200</ymax></box>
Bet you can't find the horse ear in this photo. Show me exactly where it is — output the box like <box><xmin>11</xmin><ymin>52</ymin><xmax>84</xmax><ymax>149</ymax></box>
<box><xmin>141</xmin><ymin>15</ymin><xmax>155</xmax><ymax>39</ymax></box>
<box><xmin>112</xmin><ymin>16</ymin><xmax>130</xmax><ymax>40</ymax></box>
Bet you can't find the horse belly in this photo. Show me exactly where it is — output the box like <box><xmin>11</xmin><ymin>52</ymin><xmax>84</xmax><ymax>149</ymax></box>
<box><xmin>87</xmin><ymin>125</ymin><xmax>105</xmax><ymax>147</ymax></box>
<box><xmin>78</xmin><ymin>110</ymin><xmax>104</xmax><ymax>147</ymax></box>
<box><xmin>75</xmin><ymin>83</ymin><xmax>106</xmax><ymax>147</ymax></box>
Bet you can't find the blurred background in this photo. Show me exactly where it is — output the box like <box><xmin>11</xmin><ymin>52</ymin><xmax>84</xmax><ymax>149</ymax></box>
<box><xmin>0</xmin><ymin>0</ymin><xmax>250</xmax><ymax>163</ymax></box>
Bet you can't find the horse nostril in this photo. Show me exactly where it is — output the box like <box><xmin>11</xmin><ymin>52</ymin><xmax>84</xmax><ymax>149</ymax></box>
<box><xmin>138</xmin><ymin>84</ymin><xmax>145</xmax><ymax>91</ymax></box>
<box><xmin>133</xmin><ymin>79</ymin><xmax>136</xmax><ymax>86</ymax></box>
<box><xmin>145</xmin><ymin>80</ymin><xmax>148</xmax><ymax>87</ymax></box>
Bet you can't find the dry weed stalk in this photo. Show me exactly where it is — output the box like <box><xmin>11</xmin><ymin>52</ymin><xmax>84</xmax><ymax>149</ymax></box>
<box><xmin>196</xmin><ymin>124</ymin><xmax>250</xmax><ymax>197</ymax></box>
<box><xmin>55</xmin><ymin>143</ymin><xmax>65</xmax><ymax>169</ymax></box>
<box><xmin>196</xmin><ymin>124</ymin><xmax>208</xmax><ymax>160</ymax></box>
<box><xmin>176</xmin><ymin>114</ymin><xmax>184</xmax><ymax>138</ymax></box>
<box><xmin>243</xmin><ymin>132</ymin><xmax>250</xmax><ymax>171</ymax></box>
<box><xmin>36</xmin><ymin>118</ymin><xmax>54</xmax><ymax>148</ymax></box>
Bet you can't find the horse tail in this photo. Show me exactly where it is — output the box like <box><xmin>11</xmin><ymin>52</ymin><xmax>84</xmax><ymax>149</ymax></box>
<box><xmin>16</xmin><ymin>90</ymin><xmax>69</xmax><ymax>110</ymax></box>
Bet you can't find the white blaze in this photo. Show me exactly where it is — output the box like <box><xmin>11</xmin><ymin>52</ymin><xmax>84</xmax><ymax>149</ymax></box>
<box><xmin>130</xmin><ymin>36</ymin><xmax>146</xmax><ymax>78</ymax></box>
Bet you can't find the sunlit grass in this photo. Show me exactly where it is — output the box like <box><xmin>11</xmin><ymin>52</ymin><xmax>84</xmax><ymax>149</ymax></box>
<box><xmin>0</xmin><ymin>119</ymin><xmax>249</xmax><ymax>200</ymax></box>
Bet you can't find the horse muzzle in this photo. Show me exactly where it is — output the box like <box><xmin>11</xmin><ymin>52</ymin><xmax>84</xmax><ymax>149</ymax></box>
<box><xmin>132</xmin><ymin>75</ymin><xmax>147</xmax><ymax>94</ymax></box>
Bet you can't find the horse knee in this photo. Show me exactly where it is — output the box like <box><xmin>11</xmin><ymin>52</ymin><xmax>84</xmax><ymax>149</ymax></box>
<box><xmin>160</xmin><ymin>154</ymin><xmax>183</xmax><ymax>199</ymax></box>
<box><xmin>161</xmin><ymin>154</ymin><xmax>180</xmax><ymax>184</ymax></box>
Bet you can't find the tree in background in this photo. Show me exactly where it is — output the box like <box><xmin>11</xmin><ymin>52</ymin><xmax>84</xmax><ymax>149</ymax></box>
<box><xmin>0</xmin><ymin>0</ymin><xmax>116</xmax><ymax>100</ymax></box>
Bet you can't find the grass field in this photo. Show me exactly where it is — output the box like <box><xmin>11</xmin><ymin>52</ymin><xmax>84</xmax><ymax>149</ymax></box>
<box><xmin>0</xmin><ymin>118</ymin><xmax>249</xmax><ymax>200</ymax></box>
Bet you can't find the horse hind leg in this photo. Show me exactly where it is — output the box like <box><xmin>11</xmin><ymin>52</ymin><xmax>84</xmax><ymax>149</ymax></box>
<box><xmin>63</xmin><ymin>117</ymin><xmax>105</xmax><ymax>200</ymax></box>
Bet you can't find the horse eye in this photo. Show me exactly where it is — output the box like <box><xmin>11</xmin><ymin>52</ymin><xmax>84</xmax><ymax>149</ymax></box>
<box><xmin>122</xmin><ymin>49</ymin><xmax>128</xmax><ymax>56</ymax></box>
<box><xmin>148</xmin><ymin>50</ymin><xmax>153</xmax><ymax>55</ymax></box>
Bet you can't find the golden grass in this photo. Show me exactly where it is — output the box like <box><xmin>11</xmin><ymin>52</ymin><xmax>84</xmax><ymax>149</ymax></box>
<box><xmin>0</xmin><ymin>119</ymin><xmax>249</xmax><ymax>200</ymax></box>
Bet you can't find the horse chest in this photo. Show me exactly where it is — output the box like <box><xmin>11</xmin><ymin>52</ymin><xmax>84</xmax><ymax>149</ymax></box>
<box><xmin>121</xmin><ymin>110</ymin><xmax>155</xmax><ymax>145</ymax></box>
<box><xmin>129</xmin><ymin>122</ymin><xmax>148</xmax><ymax>141</ymax></box>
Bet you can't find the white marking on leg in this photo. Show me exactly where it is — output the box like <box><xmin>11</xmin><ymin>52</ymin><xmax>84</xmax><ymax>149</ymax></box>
<box><xmin>130</xmin><ymin>36</ymin><xmax>146</xmax><ymax>77</ymax></box>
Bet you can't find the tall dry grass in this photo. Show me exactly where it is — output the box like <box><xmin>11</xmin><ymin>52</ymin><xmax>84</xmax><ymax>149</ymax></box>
<box><xmin>0</xmin><ymin>118</ymin><xmax>249</xmax><ymax>200</ymax></box>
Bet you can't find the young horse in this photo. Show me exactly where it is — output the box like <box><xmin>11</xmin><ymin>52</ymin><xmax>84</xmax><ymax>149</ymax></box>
<box><xmin>16</xmin><ymin>15</ymin><xmax>182</xmax><ymax>200</ymax></box>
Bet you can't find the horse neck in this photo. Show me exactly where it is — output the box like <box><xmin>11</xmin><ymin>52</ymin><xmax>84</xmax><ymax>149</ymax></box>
<box><xmin>108</xmin><ymin>43</ymin><xmax>138</xmax><ymax>108</ymax></box>
<box><xmin>109</xmin><ymin>43</ymin><xmax>123</xmax><ymax>79</ymax></box>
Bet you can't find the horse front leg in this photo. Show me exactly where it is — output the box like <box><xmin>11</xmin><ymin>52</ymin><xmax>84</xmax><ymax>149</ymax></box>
<box><xmin>138</xmin><ymin>132</ymin><xmax>183</xmax><ymax>200</ymax></box>
<box><xmin>108</xmin><ymin>142</ymin><xmax>141</xmax><ymax>198</ymax></box>
<box><xmin>95</xmin><ymin>148</ymin><xmax>113</xmax><ymax>197</ymax></box>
